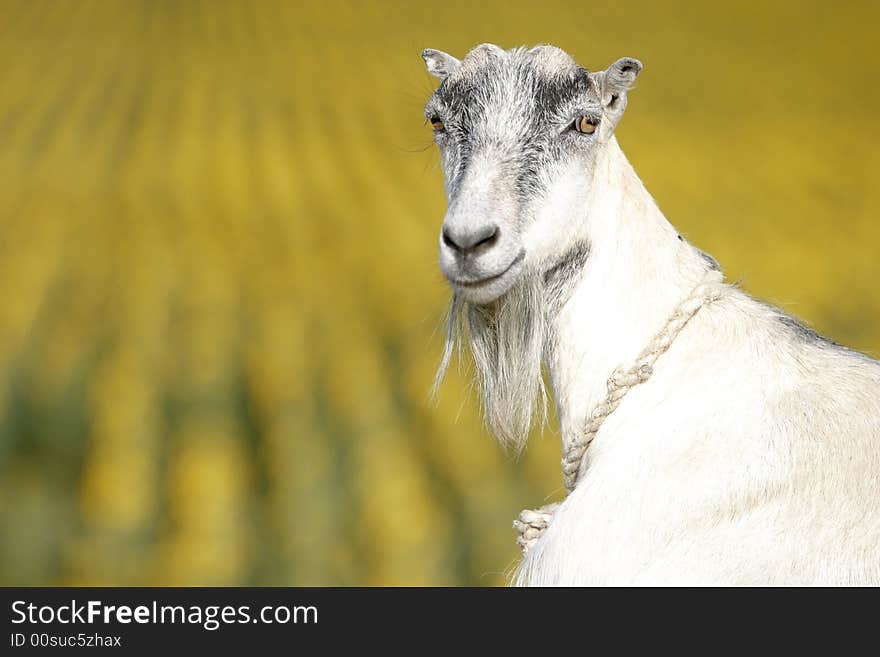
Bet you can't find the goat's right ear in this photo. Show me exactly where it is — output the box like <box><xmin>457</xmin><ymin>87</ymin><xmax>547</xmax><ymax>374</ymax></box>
<box><xmin>422</xmin><ymin>49</ymin><xmax>461</xmax><ymax>80</ymax></box>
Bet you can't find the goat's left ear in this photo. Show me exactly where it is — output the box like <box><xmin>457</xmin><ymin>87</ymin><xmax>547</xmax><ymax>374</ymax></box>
<box><xmin>592</xmin><ymin>57</ymin><xmax>642</xmax><ymax>126</ymax></box>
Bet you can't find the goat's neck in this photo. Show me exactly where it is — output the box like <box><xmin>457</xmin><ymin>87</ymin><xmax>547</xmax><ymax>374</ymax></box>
<box><xmin>545</xmin><ymin>138</ymin><xmax>712</xmax><ymax>452</ymax></box>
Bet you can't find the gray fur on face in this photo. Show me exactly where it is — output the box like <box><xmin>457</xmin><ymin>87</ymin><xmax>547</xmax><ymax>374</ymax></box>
<box><xmin>424</xmin><ymin>45</ymin><xmax>600</xmax><ymax>201</ymax></box>
<box><xmin>423</xmin><ymin>46</ymin><xmax>641</xmax><ymax>202</ymax></box>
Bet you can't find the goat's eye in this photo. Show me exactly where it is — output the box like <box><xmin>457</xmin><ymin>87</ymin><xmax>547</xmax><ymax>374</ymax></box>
<box><xmin>573</xmin><ymin>116</ymin><xmax>598</xmax><ymax>134</ymax></box>
<box><xmin>430</xmin><ymin>116</ymin><xmax>445</xmax><ymax>131</ymax></box>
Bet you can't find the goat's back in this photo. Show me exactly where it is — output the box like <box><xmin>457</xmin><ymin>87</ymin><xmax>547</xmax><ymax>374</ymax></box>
<box><xmin>517</xmin><ymin>290</ymin><xmax>880</xmax><ymax>585</ymax></box>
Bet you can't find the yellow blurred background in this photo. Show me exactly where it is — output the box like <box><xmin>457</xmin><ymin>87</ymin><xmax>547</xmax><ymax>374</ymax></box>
<box><xmin>0</xmin><ymin>0</ymin><xmax>877</xmax><ymax>585</ymax></box>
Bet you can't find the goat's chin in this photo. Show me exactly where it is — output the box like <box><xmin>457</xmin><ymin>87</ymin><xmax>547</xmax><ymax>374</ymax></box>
<box><xmin>451</xmin><ymin>276</ymin><xmax>518</xmax><ymax>305</ymax></box>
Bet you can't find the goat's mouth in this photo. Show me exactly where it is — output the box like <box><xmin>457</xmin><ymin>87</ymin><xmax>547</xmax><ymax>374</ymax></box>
<box><xmin>450</xmin><ymin>251</ymin><xmax>524</xmax><ymax>287</ymax></box>
<box><xmin>448</xmin><ymin>250</ymin><xmax>525</xmax><ymax>303</ymax></box>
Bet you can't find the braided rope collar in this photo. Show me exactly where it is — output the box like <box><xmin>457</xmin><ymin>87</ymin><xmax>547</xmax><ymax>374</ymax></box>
<box><xmin>514</xmin><ymin>270</ymin><xmax>725</xmax><ymax>554</ymax></box>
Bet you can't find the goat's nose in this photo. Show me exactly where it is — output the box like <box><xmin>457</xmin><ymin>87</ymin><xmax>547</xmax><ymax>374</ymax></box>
<box><xmin>442</xmin><ymin>223</ymin><xmax>500</xmax><ymax>254</ymax></box>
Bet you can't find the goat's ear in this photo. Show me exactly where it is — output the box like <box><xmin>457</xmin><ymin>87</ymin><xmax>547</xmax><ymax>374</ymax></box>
<box><xmin>422</xmin><ymin>48</ymin><xmax>461</xmax><ymax>80</ymax></box>
<box><xmin>591</xmin><ymin>57</ymin><xmax>642</xmax><ymax>126</ymax></box>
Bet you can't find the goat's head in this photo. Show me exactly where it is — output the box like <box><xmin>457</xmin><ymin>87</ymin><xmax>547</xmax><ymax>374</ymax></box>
<box><xmin>423</xmin><ymin>43</ymin><xmax>641</xmax><ymax>305</ymax></box>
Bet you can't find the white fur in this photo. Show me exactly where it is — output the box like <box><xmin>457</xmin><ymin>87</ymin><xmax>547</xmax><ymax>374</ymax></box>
<box><xmin>516</xmin><ymin>139</ymin><xmax>880</xmax><ymax>586</ymax></box>
<box><xmin>424</xmin><ymin>45</ymin><xmax>880</xmax><ymax>585</ymax></box>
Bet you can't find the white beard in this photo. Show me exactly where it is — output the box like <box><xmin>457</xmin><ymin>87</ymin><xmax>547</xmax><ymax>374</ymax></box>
<box><xmin>435</xmin><ymin>273</ymin><xmax>548</xmax><ymax>453</ymax></box>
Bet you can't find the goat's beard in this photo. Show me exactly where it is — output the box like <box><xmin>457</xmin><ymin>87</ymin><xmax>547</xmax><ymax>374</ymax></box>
<box><xmin>434</xmin><ymin>274</ymin><xmax>548</xmax><ymax>453</ymax></box>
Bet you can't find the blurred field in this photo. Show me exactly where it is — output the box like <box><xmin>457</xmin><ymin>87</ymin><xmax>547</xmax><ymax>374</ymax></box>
<box><xmin>0</xmin><ymin>0</ymin><xmax>877</xmax><ymax>585</ymax></box>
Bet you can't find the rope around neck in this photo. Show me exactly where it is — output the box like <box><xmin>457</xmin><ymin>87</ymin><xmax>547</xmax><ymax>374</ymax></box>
<box><xmin>514</xmin><ymin>270</ymin><xmax>725</xmax><ymax>554</ymax></box>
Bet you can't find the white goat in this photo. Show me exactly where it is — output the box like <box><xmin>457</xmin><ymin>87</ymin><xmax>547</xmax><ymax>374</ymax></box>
<box><xmin>423</xmin><ymin>43</ymin><xmax>880</xmax><ymax>585</ymax></box>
